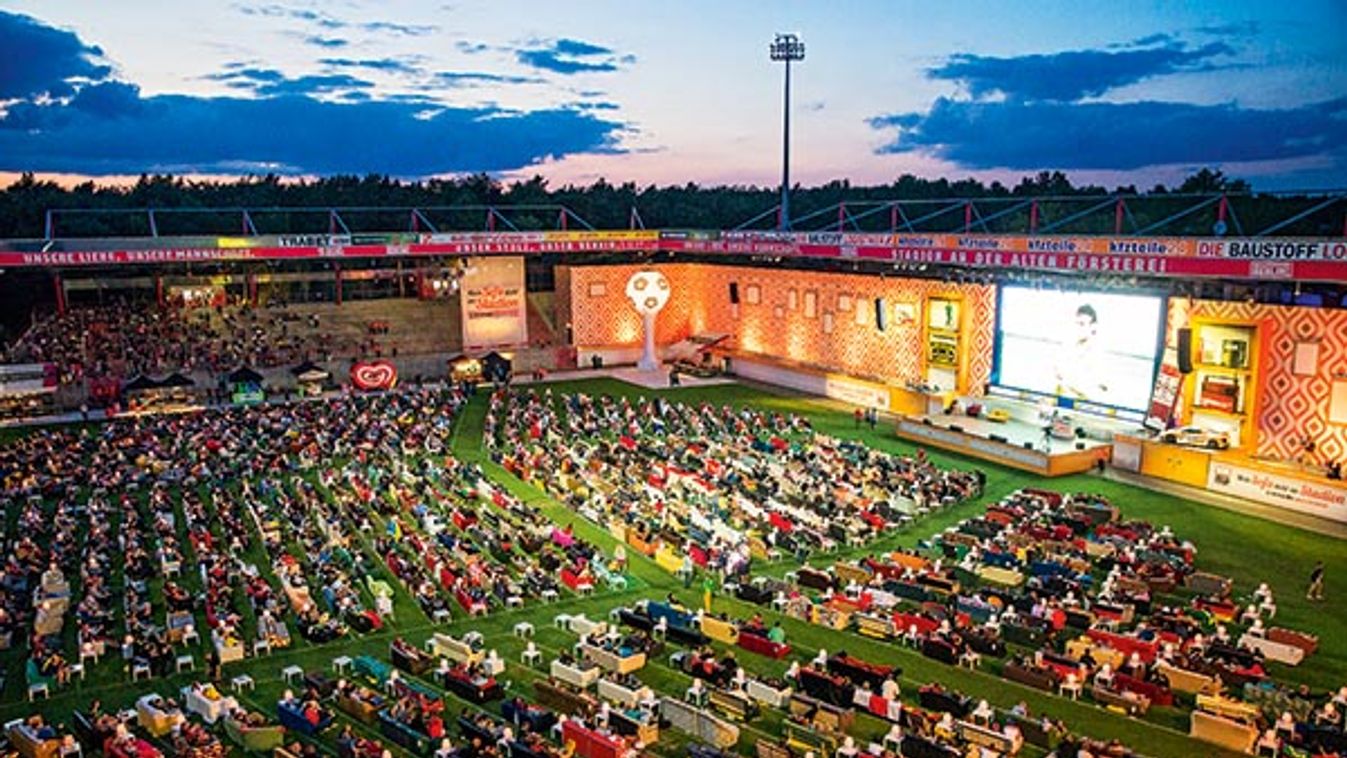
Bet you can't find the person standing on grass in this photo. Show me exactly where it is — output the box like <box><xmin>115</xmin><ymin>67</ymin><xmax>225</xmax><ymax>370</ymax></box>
<box><xmin>854</xmin><ymin>408</ymin><xmax>862</xmax><ymax>428</ymax></box>
<box><xmin>1308</xmin><ymin>561</ymin><xmax>1326</xmax><ymax>601</ymax></box>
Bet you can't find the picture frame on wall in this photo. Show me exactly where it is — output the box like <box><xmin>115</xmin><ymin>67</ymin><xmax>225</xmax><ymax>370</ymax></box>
<box><xmin>894</xmin><ymin>302</ymin><xmax>917</xmax><ymax>326</ymax></box>
<box><xmin>822</xmin><ymin>311</ymin><xmax>834</xmax><ymax>334</ymax></box>
<box><xmin>588</xmin><ymin>282</ymin><xmax>607</xmax><ymax>298</ymax></box>
<box><xmin>855</xmin><ymin>301</ymin><xmax>869</xmax><ymax>326</ymax></box>
<box><xmin>773</xmin><ymin>304</ymin><xmax>784</xmax><ymax>319</ymax></box>
<box><xmin>837</xmin><ymin>294</ymin><xmax>852</xmax><ymax>312</ymax></box>
<box><xmin>1293</xmin><ymin>341</ymin><xmax>1319</xmax><ymax>377</ymax></box>
<box><xmin>788</xmin><ymin>288</ymin><xmax>798</xmax><ymax>311</ymax></box>
<box><xmin>1331</xmin><ymin>380</ymin><xmax>1347</xmax><ymax>426</ymax></box>
<box><xmin>745</xmin><ymin>283</ymin><xmax>761</xmax><ymax>305</ymax></box>
<box><xmin>804</xmin><ymin>290</ymin><xmax>818</xmax><ymax>319</ymax></box>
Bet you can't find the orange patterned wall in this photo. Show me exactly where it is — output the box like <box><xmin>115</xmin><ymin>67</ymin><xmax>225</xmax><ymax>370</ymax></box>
<box><xmin>562</xmin><ymin>263</ymin><xmax>997</xmax><ymax>392</ymax></box>
<box><xmin>1169</xmin><ymin>298</ymin><xmax>1347</xmax><ymax>463</ymax></box>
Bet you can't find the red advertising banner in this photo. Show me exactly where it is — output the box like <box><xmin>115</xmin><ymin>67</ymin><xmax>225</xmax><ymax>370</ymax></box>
<box><xmin>4</xmin><ymin>230</ymin><xmax>1347</xmax><ymax>282</ymax></box>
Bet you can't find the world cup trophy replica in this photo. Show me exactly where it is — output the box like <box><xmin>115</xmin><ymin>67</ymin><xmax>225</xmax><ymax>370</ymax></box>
<box><xmin>625</xmin><ymin>270</ymin><xmax>670</xmax><ymax>372</ymax></box>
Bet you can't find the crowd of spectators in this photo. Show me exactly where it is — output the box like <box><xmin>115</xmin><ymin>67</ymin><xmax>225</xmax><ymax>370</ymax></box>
<box><xmin>2</xmin><ymin>301</ymin><xmax>352</xmax><ymax>384</ymax></box>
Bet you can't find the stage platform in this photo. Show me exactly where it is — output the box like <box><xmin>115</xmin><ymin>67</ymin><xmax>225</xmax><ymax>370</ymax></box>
<box><xmin>896</xmin><ymin>411</ymin><xmax>1115</xmax><ymax>477</ymax></box>
<box><xmin>517</xmin><ymin>364</ymin><xmax>737</xmax><ymax>390</ymax></box>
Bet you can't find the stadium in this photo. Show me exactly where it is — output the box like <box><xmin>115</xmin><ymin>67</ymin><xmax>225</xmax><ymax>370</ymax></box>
<box><xmin>2</xmin><ymin>4</ymin><xmax>1347</xmax><ymax>758</ymax></box>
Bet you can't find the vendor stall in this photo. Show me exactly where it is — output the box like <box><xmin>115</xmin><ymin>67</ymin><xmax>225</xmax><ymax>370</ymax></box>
<box><xmin>227</xmin><ymin>366</ymin><xmax>265</xmax><ymax>405</ymax></box>
<box><xmin>291</xmin><ymin>360</ymin><xmax>331</xmax><ymax>397</ymax></box>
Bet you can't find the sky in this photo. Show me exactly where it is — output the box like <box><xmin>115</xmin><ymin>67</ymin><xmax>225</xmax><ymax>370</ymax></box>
<box><xmin>0</xmin><ymin>0</ymin><xmax>1344</xmax><ymax>190</ymax></box>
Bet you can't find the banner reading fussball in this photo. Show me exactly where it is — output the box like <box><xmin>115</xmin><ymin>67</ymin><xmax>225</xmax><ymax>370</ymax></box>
<box><xmin>350</xmin><ymin>360</ymin><xmax>398</xmax><ymax>391</ymax></box>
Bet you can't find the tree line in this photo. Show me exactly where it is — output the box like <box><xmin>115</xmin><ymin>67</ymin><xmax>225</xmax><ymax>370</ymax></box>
<box><xmin>0</xmin><ymin>167</ymin><xmax>1341</xmax><ymax>239</ymax></box>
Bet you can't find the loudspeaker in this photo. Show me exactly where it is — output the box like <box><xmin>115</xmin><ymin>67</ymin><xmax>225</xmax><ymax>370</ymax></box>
<box><xmin>989</xmin><ymin>434</ymin><xmax>1007</xmax><ymax>444</ymax></box>
<box><xmin>1075</xmin><ymin>442</ymin><xmax>1086</xmax><ymax>450</ymax></box>
<box><xmin>729</xmin><ymin>282</ymin><xmax>740</xmax><ymax>304</ymax></box>
<box><xmin>921</xmin><ymin>418</ymin><xmax>932</xmax><ymax>426</ymax></box>
<box><xmin>875</xmin><ymin>298</ymin><xmax>887</xmax><ymax>331</ymax></box>
<box><xmin>1177</xmin><ymin>328</ymin><xmax>1193</xmax><ymax>374</ymax></box>
<box><xmin>1023</xmin><ymin>441</ymin><xmax>1035</xmax><ymax>449</ymax></box>
<box><xmin>948</xmin><ymin>424</ymin><xmax>963</xmax><ymax>433</ymax></box>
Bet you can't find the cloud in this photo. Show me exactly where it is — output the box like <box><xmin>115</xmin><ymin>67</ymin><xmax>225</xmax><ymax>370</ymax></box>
<box><xmin>361</xmin><ymin>21</ymin><xmax>436</xmax><ymax>36</ymax></box>
<box><xmin>303</xmin><ymin>35</ymin><xmax>349</xmax><ymax>48</ymax></box>
<box><xmin>252</xmin><ymin>74</ymin><xmax>374</xmax><ymax>97</ymax></box>
<box><xmin>928</xmin><ymin>41</ymin><xmax>1235</xmax><ymax>102</ymax></box>
<box><xmin>434</xmin><ymin>71</ymin><xmax>543</xmax><ymax>87</ymax></box>
<box><xmin>0</xmin><ymin>91</ymin><xmax>627</xmax><ymax>176</ymax></box>
<box><xmin>207</xmin><ymin>67</ymin><xmax>287</xmax><ymax>86</ymax></box>
<box><xmin>235</xmin><ymin>4</ymin><xmax>346</xmax><ymax>29</ymax></box>
<box><xmin>0</xmin><ymin>12</ymin><xmax>628</xmax><ymax>178</ymax></box>
<box><xmin>515</xmin><ymin>38</ymin><xmax>631</xmax><ymax>75</ymax></box>
<box><xmin>0</xmin><ymin>10</ymin><xmax>112</xmax><ymax>100</ymax></box>
<box><xmin>869</xmin><ymin>96</ymin><xmax>1347</xmax><ymax>171</ymax></box>
<box><xmin>319</xmin><ymin>57</ymin><xmax>424</xmax><ymax>75</ymax></box>
<box><xmin>455</xmin><ymin>40</ymin><xmax>492</xmax><ymax>54</ymax></box>
<box><xmin>208</xmin><ymin>67</ymin><xmax>372</xmax><ymax>97</ymax></box>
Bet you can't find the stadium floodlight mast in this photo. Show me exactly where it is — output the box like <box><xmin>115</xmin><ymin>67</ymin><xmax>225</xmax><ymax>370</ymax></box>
<box><xmin>770</xmin><ymin>32</ymin><xmax>805</xmax><ymax>231</ymax></box>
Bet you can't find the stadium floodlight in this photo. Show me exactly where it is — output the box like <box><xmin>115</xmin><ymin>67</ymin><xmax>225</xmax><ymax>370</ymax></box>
<box><xmin>770</xmin><ymin>33</ymin><xmax>805</xmax><ymax>231</ymax></box>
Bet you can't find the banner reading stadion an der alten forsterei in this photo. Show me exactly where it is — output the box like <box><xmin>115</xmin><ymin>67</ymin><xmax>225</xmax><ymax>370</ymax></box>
<box><xmin>460</xmin><ymin>256</ymin><xmax>528</xmax><ymax>351</ymax></box>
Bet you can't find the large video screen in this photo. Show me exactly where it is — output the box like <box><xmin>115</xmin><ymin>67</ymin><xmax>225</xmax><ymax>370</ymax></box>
<box><xmin>995</xmin><ymin>287</ymin><xmax>1163</xmax><ymax>412</ymax></box>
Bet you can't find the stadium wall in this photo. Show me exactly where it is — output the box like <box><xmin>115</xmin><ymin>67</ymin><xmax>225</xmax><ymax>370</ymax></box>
<box><xmin>560</xmin><ymin>263</ymin><xmax>997</xmax><ymax>393</ymax></box>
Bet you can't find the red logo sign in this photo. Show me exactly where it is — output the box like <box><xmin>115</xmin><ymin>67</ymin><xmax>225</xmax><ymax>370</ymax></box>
<box><xmin>350</xmin><ymin>360</ymin><xmax>398</xmax><ymax>391</ymax></box>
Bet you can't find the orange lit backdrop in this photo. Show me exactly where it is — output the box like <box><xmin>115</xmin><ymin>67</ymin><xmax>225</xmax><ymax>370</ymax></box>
<box><xmin>562</xmin><ymin>263</ymin><xmax>997</xmax><ymax>394</ymax></box>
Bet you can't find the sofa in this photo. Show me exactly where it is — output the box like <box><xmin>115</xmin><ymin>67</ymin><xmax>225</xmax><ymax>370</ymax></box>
<box><xmin>699</xmin><ymin>616</ymin><xmax>739</xmax><ymax>645</ymax></box>
<box><xmin>212</xmin><ymin>630</ymin><xmax>245</xmax><ymax>665</ymax></box>
<box><xmin>276</xmin><ymin>700</ymin><xmax>333</xmax><ymax>736</ymax></box>
<box><xmin>426</xmin><ymin>633</ymin><xmax>482</xmax><ymax>666</ymax></box>
<box><xmin>391</xmin><ymin>640</ymin><xmax>434</xmax><ymax>676</ymax></box>
<box><xmin>136</xmin><ymin>694</ymin><xmax>186</xmax><ymax>738</ymax></box>
<box><xmin>550</xmin><ymin>659</ymin><xmax>601</xmax><ymax>689</ymax></box>
<box><xmin>223</xmin><ymin>715</ymin><xmax>285</xmax><ymax>753</ymax></box>
<box><xmin>1240</xmin><ymin>633</ymin><xmax>1305</xmax><ymax>666</ymax></box>
<box><xmin>377</xmin><ymin>711</ymin><xmax>431</xmax><ymax>755</ymax></box>
<box><xmin>1003</xmin><ymin>661</ymin><xmax>1058</xmax><ymax>691</ymax></box>
<box><xmin>534</xmin><ymin>679</ymin><xmax>598</xmax><ymax>716</ymax></box>
<box><xmin>578</xmin><ymin>642</ymin><xmax>645</xmax><ymax>674</ymax></box>
<box><xmin>336</xmin><ymin>687</ymin><xmax>386</xmax><ymax>724</ymax></box>
<box><xmin>1190</xmin><ymin>710</ymin><xmax>1257</xmax><ymax>753</ymax></box>
<box><xmin>737</xmin><ymin>630</ymin><xmax>791</xmax><ymax>659</ymax></box>
<box><xmin>659</xmin><ymin>697</ymin><xmax>739</xmax><ymax>749</ymax></box>
<box><xmin>181</xmin><ymin>684</ymin><xmax>239</xmax><ymax>724</ymax></box>
<box><xmin>6</xmin><ymin>721</ymin><xmax>61</xmax><ymax>758</ymax></box>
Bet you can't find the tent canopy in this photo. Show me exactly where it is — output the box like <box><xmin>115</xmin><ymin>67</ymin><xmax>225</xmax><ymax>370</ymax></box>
<box><xmin>159</xmin><ymin>372</ymin><xmax>196</xmax><ymax>388</ymax></box>
<box><xmin>227</xmin><ymin>366</ymin><xmax>264</xmax><ymax>384</ymax></box>
<box><xmin>123</xmin><ymin>375</ymin><xmax>161</xmax><ymax>392</ymax></box>
<box><xmin>290</xmin><ymin>359</ymin><xmax>328</xmax><ymax>377</ymax></box>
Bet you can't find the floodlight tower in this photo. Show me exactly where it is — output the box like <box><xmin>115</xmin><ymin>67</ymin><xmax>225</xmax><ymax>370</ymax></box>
<box><xmin>770</xmin><ymin>32</ymin><xmax>805</xmax><ymax>231</ymax></box>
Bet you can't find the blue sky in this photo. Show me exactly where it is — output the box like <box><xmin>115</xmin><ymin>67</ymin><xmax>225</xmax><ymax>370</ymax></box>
<box><xmin>0</xmin><ymin>0</ymin><xmax>1344</xmax><ymax>189</ymax></box>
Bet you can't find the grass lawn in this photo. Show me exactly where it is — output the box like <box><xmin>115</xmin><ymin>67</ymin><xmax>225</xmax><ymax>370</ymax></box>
<box><xmin>2</xmin><ymin>376</ymin><xmax>1342</xmax><ymax>758</ymax></box>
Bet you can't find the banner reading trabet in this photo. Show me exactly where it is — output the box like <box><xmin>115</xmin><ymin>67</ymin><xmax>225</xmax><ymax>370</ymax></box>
<box><xmin>460</xmin><ymin>256</ymin><xmax>529</xmax><ymax>351</ymax></box>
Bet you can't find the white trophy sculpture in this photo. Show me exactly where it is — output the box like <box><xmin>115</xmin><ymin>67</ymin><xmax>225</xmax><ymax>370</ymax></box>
<box><xmin>625</xmin><ymin>270</ymin><xmax>670</xmax><ymax>372</ymax></box>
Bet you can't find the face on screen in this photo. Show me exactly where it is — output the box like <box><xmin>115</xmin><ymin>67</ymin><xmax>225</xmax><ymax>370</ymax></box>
<box><xmin>996</xmin><ymin>287</ymin><xmax>1162</xmax><ymax>411</ymax></box>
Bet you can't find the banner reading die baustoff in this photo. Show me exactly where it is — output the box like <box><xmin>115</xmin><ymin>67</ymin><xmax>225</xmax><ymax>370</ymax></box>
<box><xmin>460</xmin><ymin>256</ymin><xmax>529</xmax><ymax>351</ymax></box>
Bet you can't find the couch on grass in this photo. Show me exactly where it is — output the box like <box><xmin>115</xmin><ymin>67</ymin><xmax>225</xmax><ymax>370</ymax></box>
<box><xmin>222</xmin><ymin>715</ymin><xmax>285</xmax><ymax>753</ymax></box>
<box><xmin>659</xmin><ymin>697</ymin><xmax>739</xmax><ymax>749</ymax></box>
<box><xmin>425</xmin><ymin>632</ymin><xmax>483</xmax><ymax>666</ymax></box>
<box><xmin>1190</xmin><ymin>710</ymin><xmax>1257</xmax><ymax>753</ymax></box>
<box><xmin>6</xmin><ymin>720</ymin><xmax>61</xmax><ymax>758</ymax></box>
<box><xmin>550</xmin><ymin>659</ymin><xmax>600</xmax><ymax>689</ymax></box>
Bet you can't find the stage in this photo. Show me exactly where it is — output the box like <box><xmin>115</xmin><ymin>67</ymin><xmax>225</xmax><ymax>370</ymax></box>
<box><xmin>895</xmin><ymin>404</ymin><xmax>1122</xmax><ymax>477</ymax></box>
